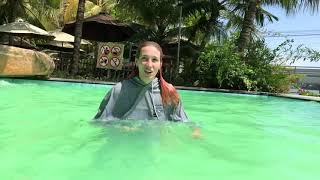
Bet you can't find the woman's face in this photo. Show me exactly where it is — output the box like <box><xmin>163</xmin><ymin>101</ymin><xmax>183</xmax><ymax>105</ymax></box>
<box><xmin>136</xmin><ymin>45</ymin><xmax>162</xmax><ymax>84</ymax></box>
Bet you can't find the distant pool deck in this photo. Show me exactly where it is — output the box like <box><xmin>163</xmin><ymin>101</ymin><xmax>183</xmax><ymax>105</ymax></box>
<box><xmin>47</xmin><ymin>78</ymin><xmax>320</xmax><ymax>103</ymax></box>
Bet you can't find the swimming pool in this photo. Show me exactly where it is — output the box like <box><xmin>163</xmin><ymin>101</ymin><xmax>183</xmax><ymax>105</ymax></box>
<box><xmin>1</xmin><ymin>79</ymin><xmax>319</xmax><ymax>180</ymax></box>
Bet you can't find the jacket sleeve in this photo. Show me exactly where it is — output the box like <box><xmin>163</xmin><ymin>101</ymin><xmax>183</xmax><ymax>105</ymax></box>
<box><xmin>169</xmin><ymin>100</ymin><xmax>189</xmax><ymax>122</ymax></box>
<box><xmin>93</xmin><ymin>87</ymin><xmax>120</xmax><ymax>121</ymax></box>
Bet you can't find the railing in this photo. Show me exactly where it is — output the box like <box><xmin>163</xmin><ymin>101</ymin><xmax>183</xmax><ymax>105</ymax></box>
<box><xmin>285</xmin><ymin>66</ymin><xmax>320</xmax><ymax>90</ymax></box>
<box><xmin>51</xmin><ymin>51</ymin><xmax>174</xmax><ymax>82</ymax></box>
<box><xmin>284</xmin><ymin>66</ymin><xmax>320</xmax><ymax>77</ymax></box>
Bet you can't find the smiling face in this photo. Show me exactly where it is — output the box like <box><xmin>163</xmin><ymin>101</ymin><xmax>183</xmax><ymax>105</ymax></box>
<box><xmin>136</xmin><ymin>45</ymin><xmax>162</xmax><ymax>84</ymax></box>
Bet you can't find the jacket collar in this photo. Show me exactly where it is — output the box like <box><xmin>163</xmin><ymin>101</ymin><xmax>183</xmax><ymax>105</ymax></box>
<box><xmin>132</xmin><ymin>76</ymin><xmax>159</xmax><ymax>89</ymax></box>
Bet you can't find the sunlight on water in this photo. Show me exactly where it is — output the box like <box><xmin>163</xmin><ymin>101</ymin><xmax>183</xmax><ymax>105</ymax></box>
<box><xmin>0</xmin><ymin>78</ymin><xmax>319</xmax><ymax>180</ymax></box>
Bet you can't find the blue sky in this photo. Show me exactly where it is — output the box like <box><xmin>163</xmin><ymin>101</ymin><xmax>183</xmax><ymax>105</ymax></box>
<box><xmin>263</xmin><ymin>6</ymin><xmax>320</xmax><ymax>67</ymax></box>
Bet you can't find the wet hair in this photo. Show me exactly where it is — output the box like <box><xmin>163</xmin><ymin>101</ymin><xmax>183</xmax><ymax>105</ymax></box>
<box><xmin>129</xmin><ymin>41</ymin><xmax>180</xmax><ymax>107</ymax></box>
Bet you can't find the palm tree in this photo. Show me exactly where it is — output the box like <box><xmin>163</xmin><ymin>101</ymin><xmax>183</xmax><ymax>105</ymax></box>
<box><xmin>182</xmin><ymin>0</ymin><xmax>227</xmax><ymax>46</ymax></box>
<box><xmin>70</xmin><ymin>0</ymin><xmax>85</xmax><ymax>75</ymax></box>
<box><xmin>236</xmin><ymin>0</ymin><xmax>260</xmax><ymax>52</ymax></box>
<box><xmin>64</xmin><ymin>0</ymin><xmax>118</xmax><ymax>75</ymax></box>
<box><xmin>116</xmin><ymin>0</ymin><xmax>198</xmax><ymax>81</ymax></box>
<box><xmin>59</xmin><ymin>0</ymin><xmax>69</xmax><ymax>27</ymax></box>
<box><xmin>85</xmin><ymin>0</ymin><xmax>117</xmax><ymax>17</ymax></box>
<box><xmin>225</xmin><ymin>0</ymin><xmax>276</xmax><ymax>52</ymax></box>
<box><xmin>116</xmin><ymin>0</ymin><xmax>181</xmax><ymax>43</ymax></box>
<box><xmin>234</xmin><ymin>0</ymin><xmax>320</xmax><ymax>52</ymax></box>
<box><xmin>115</xmin><ymin>0</ymin><xmax>228</xmax><ymax>81</ymax></box>
<box><xmin>61</xmin><ymin>0</ymin><xmax>117</xmax><ymax>24</ymax></box>
<box><xmin>0</xmin><ymin>0</ymin><xmax>60</xmax><ymax>30</ymax></box>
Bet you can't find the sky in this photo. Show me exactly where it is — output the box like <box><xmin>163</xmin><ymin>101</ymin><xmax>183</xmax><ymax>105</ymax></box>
<box><xmin>263</xmin><ymin>6</ymin><xmax>320</xmax><ymax>67</ymax></box>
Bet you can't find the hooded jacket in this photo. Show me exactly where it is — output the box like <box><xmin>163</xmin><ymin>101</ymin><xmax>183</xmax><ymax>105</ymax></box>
<box><xmin>94</xmin><ymin>77</ymin><xmax>189</xmax><ymax>122</ymax></box>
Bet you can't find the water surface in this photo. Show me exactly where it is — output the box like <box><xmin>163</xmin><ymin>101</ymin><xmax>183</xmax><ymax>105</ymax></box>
<box><xmin>0</xmin><ymin>79</ymin><xmax>319</xmax><ymax>180</ymax></box>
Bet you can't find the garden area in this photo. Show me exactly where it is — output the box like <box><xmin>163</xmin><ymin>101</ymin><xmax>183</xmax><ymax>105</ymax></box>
<box><xmin>1</xmin><ymin>0</ymin><xmax>320</xmax><ymax>95</ymax></box>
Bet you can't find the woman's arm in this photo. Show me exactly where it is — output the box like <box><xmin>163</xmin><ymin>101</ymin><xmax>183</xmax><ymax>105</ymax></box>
<box><xmin>93</xmin><ymin>86</ymin><xmax>120</xmax><ymax>121</ymax></box>
<box><xmin>172</xmin><ymin>100</ymin><xmax>202</xmax><ymax>139</ymax></box>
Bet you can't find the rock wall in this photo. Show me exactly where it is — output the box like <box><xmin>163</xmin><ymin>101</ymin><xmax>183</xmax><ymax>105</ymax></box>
<box><xmin>0</xmin><ymin>45</ymin><xmax>55</xmax><ymax>78</ymax></box>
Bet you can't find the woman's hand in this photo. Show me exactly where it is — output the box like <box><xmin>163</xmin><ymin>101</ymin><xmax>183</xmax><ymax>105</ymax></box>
<box><xmin>191</xmin><ymin>127</ymin><xmax>201</xmax><ymax>139</ymax></box>
<box><xmin>121</xmin><ymin>125</ymin><xmax>139</xmax><ymax>132</ymax></box>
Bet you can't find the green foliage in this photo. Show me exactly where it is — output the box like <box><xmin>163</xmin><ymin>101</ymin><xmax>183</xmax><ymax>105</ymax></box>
<box><xmin>194</xmin><ymin>37</ymin><xmax>303</xmax><ymax>93</ymax></box>
<box><xmin>85</xmin><ymin>0</ymin><xmax>117</xmax><ymax>18</ymax></box>
<box><xmin>0</xmin><ymin>0</ymin><xmax>60</xmax><ymax>30</ymax></box>
<box><xmin>115</xmin><ymin>0</ymin><xmax>178</xmax><ymax>25</ymax></box>
<box><xmin>197</xmin><ymin>40</ymin><xmax>246</xmax><ymax>89</ymax></box>
<box><xmin>273</xmin><ymin>39</ymin><xmax>320</xmax><ymax>64</ymax></box>
<box><xmin>298</xmin><ymin>89</ymin><xmax>320</xmax><ymax>97</ymax></box>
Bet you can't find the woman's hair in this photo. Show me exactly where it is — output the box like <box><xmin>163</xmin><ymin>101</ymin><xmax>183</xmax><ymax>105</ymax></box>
<box><xmin>129</xmin><ymin>41</ymin><xmax>180</xmax><ymax>107</ymax></box>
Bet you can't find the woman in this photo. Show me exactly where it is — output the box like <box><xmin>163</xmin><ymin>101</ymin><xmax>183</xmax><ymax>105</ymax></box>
<box><xmin>94</xmin><ymin>41</ymin><xmax>188</xmax><ymax>122</ymax></box>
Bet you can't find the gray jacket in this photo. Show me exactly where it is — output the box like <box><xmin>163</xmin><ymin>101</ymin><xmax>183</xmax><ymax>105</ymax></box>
<box><xmin>94</xmin><ymin>77</ymin><xmax>189</xmax><ymax>122</ymax></box>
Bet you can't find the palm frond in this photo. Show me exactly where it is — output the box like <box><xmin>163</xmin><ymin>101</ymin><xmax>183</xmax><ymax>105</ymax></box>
<box><xmin>255</xmin><ymin>7</ymin><xmax>278</xmax><ymax>26</ymax></box>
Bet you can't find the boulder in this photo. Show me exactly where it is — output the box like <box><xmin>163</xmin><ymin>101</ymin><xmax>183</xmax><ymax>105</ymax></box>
<box><xmin>0</xmin><ymin>45</ymin><xmax>55</xmax><ymax>78</ymax></box>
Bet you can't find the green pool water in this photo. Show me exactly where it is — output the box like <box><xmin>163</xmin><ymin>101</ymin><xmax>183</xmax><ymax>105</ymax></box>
<box><xmin>0</xmin><ymin>78</ymin><xmax>319</xmax><ymax>180</ymax></box>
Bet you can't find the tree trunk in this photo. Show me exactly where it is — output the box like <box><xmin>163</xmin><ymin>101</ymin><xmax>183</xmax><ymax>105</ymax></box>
<box><xmin>8</xmin><ymin>0</ymin><xmax>19</xmax><ymax>22</ymax></box>
<box><xmin>237</xmin><ymin>0</ymin><xmax>258</xmax><ymax>52</ymax></box>
<box><xmin>70</xmin><ymin>0</ymin><xmax>85</xmax><ymax>75</ymax></box>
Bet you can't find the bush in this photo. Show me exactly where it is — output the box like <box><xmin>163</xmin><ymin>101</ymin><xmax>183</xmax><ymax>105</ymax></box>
<box><xmin>195</xmin><ymin>37</ymin><xmax>302</xmax><ymax>93</ymax></box>
<box><xmin>197</xmin><ymin>41</ymin><xmax>249</xmax><ymax>89</ymax></box>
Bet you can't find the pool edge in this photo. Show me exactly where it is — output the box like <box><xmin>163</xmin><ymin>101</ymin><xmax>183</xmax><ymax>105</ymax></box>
<box><xmin>49</xmin><ymin>78</ymin><xmax>320</xmax><ymax>102</ymax></box>
<box><xmin>3</xmin><ymin>77</ymin><xmax>319</xmax><ymax>103</ymax></box>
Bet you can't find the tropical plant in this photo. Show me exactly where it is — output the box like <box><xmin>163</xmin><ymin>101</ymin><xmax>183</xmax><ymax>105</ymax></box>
<box><xmin>270</xmin><ymin>39</ymin><xmax>320</xmax><ymax>65</ymax></box>
<box><xmin>66</xmin><ymin>0</ymin><xmax>120</xmax><ymax>75</ymax></box>
<box><xmin>232</xmin><ymin>0</ymin><xmax>320</xmax><ymax>52</ymax></box>
<box><xmin>115</xmin><ymin>0</ymin><xmax>194</xmax><ymax>82</ymax></box>
<box><xmin>0</xmin><ymin>0</ymin><xmax>61</xmax><ymax>30</ymax></box>
<box><xmin>195</xmin><ymin>35</ymin><xmax>301</xmax><ymax>93</ymax></box>
<box><xmin>62</xmin><ymin>0</ymin><xmax>117</xmax><ymax>24</ymax></box>
<box><xmin>115</xmin><ymin>0</ymin><xmax>181</xmax><ymax>43</ymax></box>
<box><xmin>182</xmin><ymin>0</ymin><xmax>227</xmax><ymax>46</ymax></box>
